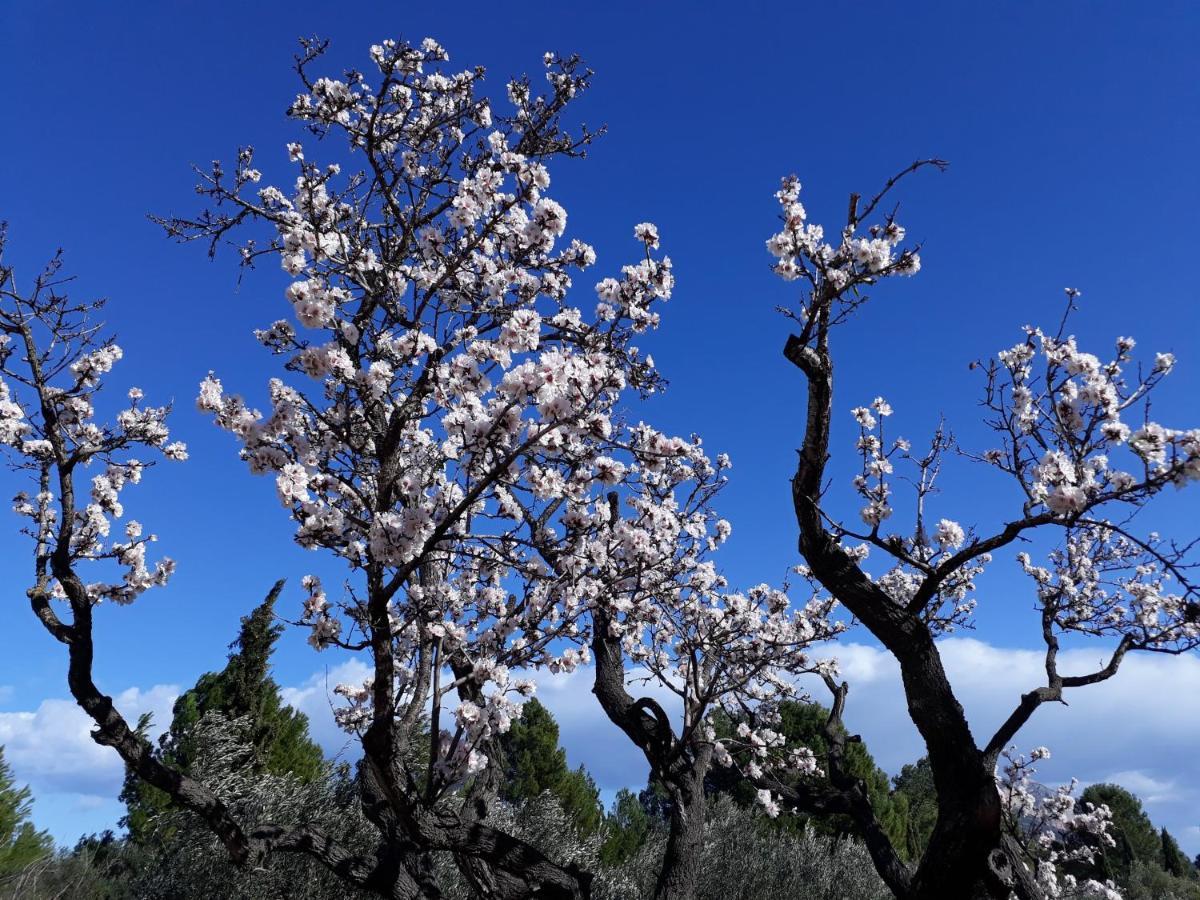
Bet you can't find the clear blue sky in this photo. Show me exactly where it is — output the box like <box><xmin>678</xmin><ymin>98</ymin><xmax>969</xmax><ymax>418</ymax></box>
<box><xmin>0</xmin><ymin>1</ymin><xmax>1197</xmax><ymax>851</ymax></box>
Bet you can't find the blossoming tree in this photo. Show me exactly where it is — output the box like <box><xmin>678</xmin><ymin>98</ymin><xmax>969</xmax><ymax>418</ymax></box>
<box><xmin>760</xmin><ymin>162</ymin><xmax>1200</xmax><ymax>899</ymax></box>
<box><xmin>158</xmin><ymin>34</ymin><xmax>816</xmax><ymax>899</ymax></box>
<box><xmin>559</xmin><ymin>424</ymin><xmax>843</xmax><ymax>899</ymax></box>
<box><xmin>0</xmin><ymin>241</ymin><xmax>296</xmax><ymax>876</ymax></box>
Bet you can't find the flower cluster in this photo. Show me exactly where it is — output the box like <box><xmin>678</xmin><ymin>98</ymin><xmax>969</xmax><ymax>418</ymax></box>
<box><xmin>177</xmin><ymin>37</ymin><xmax>731</xmax><ymax>792</ymax></box>
<box><xmin>983</xmin><ymin>312</ymin><xmax>1199</xmax><ymax>518</ymax></box>
<box><xmin>766</xmin><ymin>175</ymin><xmax>921</xmax><ymax>306</ymax></box>
<box><xmin>998</xmin><ymin>747</ymin><xmax>1122</xmax><ymax>900</ymax></box>
<box><xmin>841</xmin><ymin>401</ymin><xmax>986</xmax><ymax>632</ymax></box>
<box><xmin>0</xmin><ymin>297</ymin><xmax>182</xmax><ymax>608</ymax></box>
<box><xmin>851</xmin><ymin>396</ymin><xmax>900</xmax><ymax>528</ymax></box>
<box><xmin>1018</xmin><ymin>525</ymin><xmax>1199</xmax><ymax>652</ymax></box>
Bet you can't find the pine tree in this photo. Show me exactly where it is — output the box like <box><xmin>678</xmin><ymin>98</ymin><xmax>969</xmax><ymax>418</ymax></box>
<box><xmin>501</xmin><ymin>698</ymin><xmax>568</xmax><ymax>801</ymax></box>
<box><xmin>499</xmin><ymin>698</ymin><xmax>602</xmax><ymax>835</ymax></box>
<box><xmin>556</xmin><ymin>766</ymin><xmax>603</xmax><ymax>835</ymax></box>
<box><xmin>1078</xmin><ymin>783</ymin><xmax>1162</xmax><ymax>881</ymax></box>
<box><xmin>123</xmin><ymin>581</ymin><xmax>324</xmax><ymax>842</ymax></box>
<box><xmin>0</xmin><ymin>745</ymin><xmax>53</xmax><ymax>874</ymax></box>
<box><xmin>600</xmin><ymin>788</ymin><xmax>652</xmax><ymax>865</ymax></box>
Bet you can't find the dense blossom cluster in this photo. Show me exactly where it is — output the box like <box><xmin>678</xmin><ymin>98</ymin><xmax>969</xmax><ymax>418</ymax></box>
<box><xmin>984</xmin><ymin>313</ymin><xmax>1199</xmax><ymax>517</ymax></box>
<box><xmin>997</xmin><ymin>748</ymin><xmax>1122</xmax><ymax>900</ymax></box>
<box><xmin>765</xmin><ymin>175</ymin><xmax>920</xmax><ymax>304</ymax></box>
<box><xmin>173</xmin><ymin>36</ymin><xmax>841</xmax><ymax>803</ymax></box>
<box><xmin>559</xmin><ymin>437</ymin><xmax>841</xmax><ymax>776</ymax></box>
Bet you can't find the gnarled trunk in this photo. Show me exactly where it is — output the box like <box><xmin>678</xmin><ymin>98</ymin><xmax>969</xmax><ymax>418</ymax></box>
<box><xmin>909</xmin><ymin>779</ymin><xmax>1041</xmax><ymax>900</ymax></box>
<box><xmin>653</xmin><ymin>773</ymin><xmax>706</xmax><ymax>900</ymax></box>
<box><xmin>783</xmin><ymin>278</ymin><xmax>1047</xmax><ymax>900</ymax></box>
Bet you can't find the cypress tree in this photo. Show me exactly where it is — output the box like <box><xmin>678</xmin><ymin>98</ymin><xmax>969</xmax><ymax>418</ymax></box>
<box><xmin>891</xmin><ymin>756</ymin><xmax>937</xmax><ymax>861</ymax></box>
<box><xmin>123</xmin><ymin>581</ymin><xmax>324</xmax><ymax>842</ymax></box>
<box><xmin>1162</xmin><ymin>827</ymin><xmax>1191</xmax><ymax>878</ymax></box>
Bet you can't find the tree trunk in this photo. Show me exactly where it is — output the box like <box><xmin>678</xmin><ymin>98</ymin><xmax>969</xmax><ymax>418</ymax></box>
<box><xmin>907</xmin><ymin>771</ymin><xmax>1042</xmax><ymax>900</ymax></box>
<box><xmin>653</xmin><ymin>775</ymin><xmax>706</xmax><ymax>900</ymax></box>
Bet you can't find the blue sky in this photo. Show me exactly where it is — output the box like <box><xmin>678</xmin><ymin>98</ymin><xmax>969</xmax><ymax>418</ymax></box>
<box><xmin>1</xmin><ymin>0</ymin><xmax>1198</xmax><ymax>855</ymax></box>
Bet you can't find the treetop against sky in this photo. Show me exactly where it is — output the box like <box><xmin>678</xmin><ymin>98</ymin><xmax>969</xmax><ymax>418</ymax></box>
<box><xmin>0</xmin><ymin>0</ymin><xmax>1196</xmax><ymax>864</ymax></box>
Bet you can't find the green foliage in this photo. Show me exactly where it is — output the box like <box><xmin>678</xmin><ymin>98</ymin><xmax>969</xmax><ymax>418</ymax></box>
<box><xmin>436</xmin><ymin>791</ymin><xmax>615</xmax><ymax>899</ymax></box>
<box><xmin>891</xmin><ymin>756</ymin><xmax>937</xmax><ymax>861</ymax></box>
<box><xmin>435</xmin><ymin>789</ymin><xmax>889</xmax><ymax>900</ymax></box>
<box><xmin>2</xmin><ymin>715</ymin><xmax>371</xmax><ymax>899</ymax></box>
<box><xmin>636</xmin><ymin>779</ymin><xmax>672</xmax><ymax>824</ymax></box>
<box><xmin>0</xmin><ymin>831</ymin><xmax>144</xmax><ymax>900</ymax></box>
<box><xmin>122</xmin><ymin>581</ymin><xmax>325</xmax><ymax>844</ymax></box>
<box><xmin>1162</xmin><ymin>828</ymin><xmax>1194</xmax><ymax>880</ymax></box>
<box><xmin>166</xmin><ymin>580</ymin><xmax>323</xmax><ymax>781</ymax></box>
<box><xmin>499</xmin><ymin>698</ymin><xmax>602</xmax><ymax>835</ymax></box>
<box><xmin>0</xmin><ymin>745</ymin><xmax>53</xmax><ymax>875</ymax></box>
<box><xmin>501</xmin><ymin>698</ymin><xmax>567</xmax><ymax>800</ymax></box>
<box><xmin>557</xmin><ymin>766</ymin><xmax>604</xmax><ymax>835</ymax></box>
<box><xmin>1123</xmin><ymin>860</ymin><xmax>1200</xmax><ymax>900</ymax></box>
<box><xmin>600</xmin><ymin>788</ymin><xmax>652</xmax><ymax>866</ymax></box>
<box><xmin>594</xmin><ymin>794</ymin><xmax>891</xmax><ymax>900</ymax></box>
<box><xmin>127</xmin><ymin>714</ymin><xmax>373</xmax><ymax>900</ymax></box>
<box><xmin>1079</xmin><ymin>782</ymin><xmax>1162</xmax><ymax>881</ymax></box>
<box><xmin>710</xmin><ymin>701</ymin><xmax>913</xmax><ymax>859</ymax></box>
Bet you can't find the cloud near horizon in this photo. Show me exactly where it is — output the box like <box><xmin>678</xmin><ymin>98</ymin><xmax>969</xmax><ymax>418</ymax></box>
<box><xmin>4</xmin><ymin>638</ymin><xmax>1197</xmax><ymax>857</ymax></box>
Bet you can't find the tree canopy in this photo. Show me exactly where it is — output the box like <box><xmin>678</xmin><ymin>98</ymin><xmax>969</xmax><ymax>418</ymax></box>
<box><xmin>0</xmin><ymin>27</ymin><xmax>1197</xmax><ymax>900</ymax></box>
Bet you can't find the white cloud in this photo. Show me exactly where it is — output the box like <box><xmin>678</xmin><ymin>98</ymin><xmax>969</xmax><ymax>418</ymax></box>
<box><xmin>0</xmin><ymin>684</ymin><xmax>177</xmax><ymax>845</ymax></box>
<box><xmin>793</xmin><ymin>638</ymin><xmax>1200</xmax><ymax>856</ymax></box>
<box><xmin>0</xmin><ymin>684</ymin><xmax>177</xmax><ymax>798</ymax></box>
<box><xmin>495</xmin><ymin>639</ymin><xmax>1200</xmax><ymax>856</ymax></box>
<box><xmin>1098</xmin><ymin>770</ymin><xmax>1178</xmax><ymax>804</ymax></box>
<box><xmin>279</xmin><ymin>657</ymin><xmax>372</xmax><ymax>760</ymax></box>
<box><xmin>5</xmin><ymin>639</ymin><xmax>1198</xmax><ymax>858</ymax></box>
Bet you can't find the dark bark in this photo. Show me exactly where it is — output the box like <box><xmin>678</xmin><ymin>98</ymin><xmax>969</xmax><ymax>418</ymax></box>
<box><xmin>591</xmin><ymin>606</ymin><xmax>712</xmax><ymax>900</ymax></box>
<box><xmin>654</xmin><ymin>772</ymin><xmax>706</xmax><ymax>900</ymax></box>
<box><xmin>783</xmin><ymin>257</ymin><xmax>1046</xmax><ymax>899</ymax></box>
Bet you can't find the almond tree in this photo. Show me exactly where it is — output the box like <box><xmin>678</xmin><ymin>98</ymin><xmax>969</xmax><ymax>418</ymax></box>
<box><xmin>0</xmin><ymin>237</ymin><xmax>491</xmax><ymax>898</ymax></box>
<box><xmin>548</xmin><ymin>433</ymin><xmax>843</xmax><ymax>900</ymax></box>
<box><xmin>757</xmin><ymin>164</ymin><xmax>1200</xmax><ymax>899</ymax></box>
<box><xmin>160</xmin><ymin>34</ymin><xmax>761</xmax><ymax>899</ymax></box>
